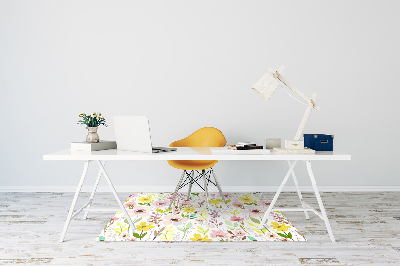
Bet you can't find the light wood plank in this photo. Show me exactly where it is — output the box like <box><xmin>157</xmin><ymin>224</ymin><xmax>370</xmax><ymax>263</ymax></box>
<box><xmin>0</xmin><ymin>192</ymin><xmax>399</xmax><ymax>265</ymax></box>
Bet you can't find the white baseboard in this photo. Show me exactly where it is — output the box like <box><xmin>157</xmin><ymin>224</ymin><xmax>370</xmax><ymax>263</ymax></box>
<box><xmin>1</xmin><ymin>186</ymin><xmax>400</xmax><ymax>193</ymax></box>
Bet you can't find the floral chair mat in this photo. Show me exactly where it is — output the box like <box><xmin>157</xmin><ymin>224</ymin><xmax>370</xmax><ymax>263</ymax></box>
<box><xmin>97</xmin><ymin>192</ymin><xmax>306</xmax><ymax>241</ymax></box>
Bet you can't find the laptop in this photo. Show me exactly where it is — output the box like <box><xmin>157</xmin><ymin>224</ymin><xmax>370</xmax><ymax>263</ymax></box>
<box><xmin>113</xmin><ymin>116</ymin><xmax>177</xmax><ymax>153</ymax></box>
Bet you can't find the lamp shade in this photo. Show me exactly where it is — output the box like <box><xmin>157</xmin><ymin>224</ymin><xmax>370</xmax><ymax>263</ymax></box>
<box><xmin>251</xmin><ymin>73</ymin><xmax>280</xmax><ymax>101</ymax></box>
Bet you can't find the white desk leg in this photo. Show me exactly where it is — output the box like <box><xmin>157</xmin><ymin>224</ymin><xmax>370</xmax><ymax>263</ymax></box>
<box><xmin>288</xmin><ymin>160</ymin><xmax>310</xmax><ymax>220</ymax></box>
<box><xmin>96</xmin><ymin>160</ymin><xmax>135</xmax><ymax>232</ymax></box>
<box><xmin>83</xmin><ymin>161</ymin><xmax>106</xmax><ymax>219</ymax></box>
<box><xmin>258</xmin><ymin>160</ymin><xmax>297</xmax><ymax>230</ymax></box>
<box><xmin>306</xmin><ymin>160</ymin><xmax>336</xmax><ymax>242</ymax></box>
<box><xmin>59</xmin><ymin>160</ymin><xmax>89</xmax><ymax>242</ymax></box>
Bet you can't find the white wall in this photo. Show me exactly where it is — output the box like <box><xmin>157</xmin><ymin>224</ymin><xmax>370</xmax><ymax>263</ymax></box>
<box><xmin>1</xmin><ymin>0</ymin><xmax>399</xmax><ymax>190</ymax></box>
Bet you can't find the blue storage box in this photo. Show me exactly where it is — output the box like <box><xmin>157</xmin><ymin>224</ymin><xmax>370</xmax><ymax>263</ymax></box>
<box><xmin>304</xmin><ymin>134</ymin><xmax>334</xmax><ymax>151</ymax></box>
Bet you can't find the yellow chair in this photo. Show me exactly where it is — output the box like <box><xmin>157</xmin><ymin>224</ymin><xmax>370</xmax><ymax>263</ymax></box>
<box><xmin>168</xmin><ymin>127</ymin><xmax>227</xmax><ymax>209</ymax></box>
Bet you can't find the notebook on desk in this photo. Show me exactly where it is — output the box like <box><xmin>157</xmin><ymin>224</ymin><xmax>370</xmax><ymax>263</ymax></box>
<box><xmin>113</xmin><ymin>116</ymin><xmax>176</xmax><ymax>153</ymax></box>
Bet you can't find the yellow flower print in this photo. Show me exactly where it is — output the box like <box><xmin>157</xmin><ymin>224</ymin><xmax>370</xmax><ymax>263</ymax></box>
<box><xmin>183</xmin><ymin>206</ymin><xmax>195</xmax><ymax>213</ymax></box>
<box><xmin>79</xmin><ymin>113</ymin><xmax>85</xmax><ymax>117</ymax></box>
<box><xmin>138</xmin><ymin>196</ymin><xmax>153</xmax><ymax>203</ymax></box>
<box><xmin>135</xmin><ymin>222</ymin><xmax>155</xmax><ymax>231</ymax></box>
<box><xmin>270</xmin><ymin>222</ymin><xmax>291</xmax><ymax>232</ymax></box>
<box><xmin>209</xmin><ymin>199</ymin><xmax>222</xmax><ymax>205</ymax></box>
<box><xmin>238</xmin><ymin>195</ymin><xmax>255</xmax><ymax>204</ymax></box>
<box><xmin>189</xmin><ymin>233</ymin><xmax>212</xmax><ymax>241</ymax></box>
<box><xmin>91</xmin><ymin>112</ymin><xmax>97</xmax><ymax>117</ymax></box>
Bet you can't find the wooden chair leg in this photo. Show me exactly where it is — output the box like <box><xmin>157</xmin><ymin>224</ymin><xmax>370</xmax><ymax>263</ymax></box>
<box><xmin>168</xmin><ymin>170</ymin><xmax>186</xmax><ymax>209</ymax></box>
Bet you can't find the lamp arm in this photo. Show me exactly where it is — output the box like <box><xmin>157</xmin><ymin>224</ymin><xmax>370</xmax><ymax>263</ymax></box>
<box><xmin>274</xmin><ymin>72</ymin><xmax>320</xmax><ymax>111</ymax></box>
<box><xmin>294</xmin><ymin>93</ymin><xmax>317</xmax><ymax>140</ymax></box>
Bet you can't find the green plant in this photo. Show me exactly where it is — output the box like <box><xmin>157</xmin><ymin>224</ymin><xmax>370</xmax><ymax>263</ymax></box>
<box><xmin>77</xmin><ymin>112</ymin><xmax>107</xmax><ymax>127</ymax></box>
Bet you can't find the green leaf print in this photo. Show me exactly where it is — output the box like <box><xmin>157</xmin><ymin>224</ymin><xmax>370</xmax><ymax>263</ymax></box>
<box><xmin>225</xmin><ymin>221</ymin><xmax>233</xmax><ymax>226</ymax></box>
<box><xmin>250</xmin><ymin>217</ymin><xmax>260</xmax><ymax>224</ymax></box>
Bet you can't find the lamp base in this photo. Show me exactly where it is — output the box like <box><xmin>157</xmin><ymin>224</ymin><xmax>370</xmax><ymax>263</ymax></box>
<box><xmin>273</xmin><ymin>147</ymin><xmax>315</xmax><ymax>154</ymax></box>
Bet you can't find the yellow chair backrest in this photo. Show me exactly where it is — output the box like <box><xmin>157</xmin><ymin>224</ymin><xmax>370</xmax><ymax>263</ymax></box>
<box><xmin>169</xmin><ymin>127</ymin><xmax>226</xmax><ymax>148</ymax></box>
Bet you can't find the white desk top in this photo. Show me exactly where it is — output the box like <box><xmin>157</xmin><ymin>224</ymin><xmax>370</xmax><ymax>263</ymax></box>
<box><xmin>43</xmin><ymin>147</ymin><xmax>351</xmax><ymax>161</ymax></box>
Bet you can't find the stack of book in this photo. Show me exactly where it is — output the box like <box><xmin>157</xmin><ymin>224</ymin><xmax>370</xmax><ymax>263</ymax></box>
<box><xmin>227</xmin><ymin>142</ymin><xmax>263</xmax><ymax>150</ymax></box>
<box><xmin>70</xmin><ymin>140</ymin><xmax>117</xmax><ymax>151</ymax></box>
<box><xmin>211</xmin><ymin>142</ymin><xmax>270</xmax><ymax>155</ymax></box>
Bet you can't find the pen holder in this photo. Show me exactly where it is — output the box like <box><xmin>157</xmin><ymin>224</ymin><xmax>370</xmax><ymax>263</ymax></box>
<box><xmin>265</xmin><ymin>138</ymin><xmax>281</xmax><ymax>149</ymax></box>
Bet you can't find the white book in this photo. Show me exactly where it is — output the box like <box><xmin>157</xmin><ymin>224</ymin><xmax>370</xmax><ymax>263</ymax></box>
<box><xmin>70</xmin><ymin>140</ymin><xmax>117</xmax><ymax>151</ymax></box>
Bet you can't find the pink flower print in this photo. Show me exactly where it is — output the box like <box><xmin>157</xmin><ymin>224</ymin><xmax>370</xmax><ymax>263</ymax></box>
<box><xmin>210</xmin><ymin>193</ymin><xmax>216</xmax><ymax>197</ymax></box>
<box><xmin>224</xmin><ymin>194</ymin><xmax>234</xmax><ymax>199</ymax></box>
<box><xmin>240</xmin><ymin>207</ymin><xmax>265</xmax><ymax>217</ymax></box>
<box><xmin>120</xmin><ymin>232</ymin><xmax>131</xmax><ymax>240</ymax></box>
<box><xmin>179</xmin><ymin>200</ymin><xmax>191</xmax><ymax>206</ymax></box>
<box><xmin>230</xmin><ymin>216</ymin><xmax>244</xmax><ymax>222</ymax></box>
<box><xmin>248</xmin><ymin>208</ymin><xmax>264</xmax><ymax>217</ymax></box>
<box><xmin>235</xmin><ymin>231</ymin><xmax>245</xmax><ymax>237</ymax></box>
<box><xmin>257</xmin><ymin>200</ymin><xmax>270</xmax><ymax>207</ymax></box>
<box><xmin>279</xmin><ymin>238</ymin><xmax>291</xmax><ymax>241</ymax></box>
<box><xmin>124</xmin><ymin>201</ymin><xmax>136</xmax><ymax>209</ymax></box>
<box><xmin>232</xmin><ymin>202</ymin><xmax>244</xmax><ymax>208</ymax></box>
<box><xmin>128</xmin><ymin>193</ymin><xmax>139</xmax><ymax>198</ymax></box>
<box><xmin>210</xmin><ymin>229</ymin><xmax>229</xmax><ymax>239</ymax></box>
<box><xmin>163</xmin><ymin>214</ymin><xmax>188</xmax><ymax>226</ymax></box>
<box><xmin>111</xmin><ymin>216</ymin><xmax>119</xmax><ymax>221</ymax></box>
<box><xmin>271</xmin><ymin>213</ymin><xmax>285</xmax><ymax>223</ymax></box>
<box><xmin>266</xmin><ymin>233</ymin><xmax>278</xmax><ymax>240</ymax></box>
<box><xmin>195</xmin><ymin>218</ymin><xmax>204</xmax><ymax>223</ymax></box>
<box><xmin>151</xmin><ymin>200</ymin><xmax>169</xmax><ymax>208</ymax></box>
<box><xmin>128</xmin><ymin>206</ymin><xmax>152</xmax><ymax>217</ymax></box>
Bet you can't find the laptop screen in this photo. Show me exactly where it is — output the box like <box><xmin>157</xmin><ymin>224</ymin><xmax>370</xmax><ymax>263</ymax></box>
<box><xmin>113</xmin><ymin>116</ymin><xmax>153</xmax><ymax>153</ymax></box>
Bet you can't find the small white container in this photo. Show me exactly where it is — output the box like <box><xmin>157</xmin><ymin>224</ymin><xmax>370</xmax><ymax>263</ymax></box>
<box><xmin>285</xmin><ymin>140</ymin><xmax>304</xmax><ymax>150</ymax></box>
<box><xmin>265</xmin><ymin>138</ymin><xmax>281</xmax><ymax>149</ymax></box>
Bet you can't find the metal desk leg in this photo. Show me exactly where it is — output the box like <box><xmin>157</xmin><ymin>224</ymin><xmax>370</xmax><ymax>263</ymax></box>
<box><xmin>187</xmin><ymin>171</ymin><xmax>193</xmax><ymax>201</ymax></box>
<box><xmin>288</xmin><ymin>160</ymin><xmax>310</xmax><ymax>220</ymax></box>
<box><xmin>169</xmin><ymin>171</ymin><xmax>186</xmax><ymax>209</ymax></box>
<box><xmin>211</xmin><ymin>168</ymin><xmax>227</xmax><ymax>204</ymax></box>
<box><xmin>59</xmin><ymin>160</ymin><xmax>89</xmax><ymax>242</ymax></box>
<box><xmin>258</xmin><ymin>160</ymin><xmax>298</xmax><ymax>229</ymax></box>
<box><xmin>96</xmin><ymin>160</ymin><xmax>135</xmax><ymax>231</ymax></box>
<box><xmin>306</xmin><ymin>160</ymin><xmax>335</xmax><ymax>242</ymax></box>
<box><xmin>203</xmin><ymin>170</ymin><xmax>211</xmax><ymax>210</ymax></box>
<box><xmin>83</xmin><ymin>161</ymin><xmax>105</xmax><ymax>219</ymax></box>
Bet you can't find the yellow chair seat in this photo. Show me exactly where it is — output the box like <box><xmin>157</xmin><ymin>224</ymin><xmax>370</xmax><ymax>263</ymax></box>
<box><xmin>168</xmin><ymin>160</ymin><xmax>218</xmax><ymax>171</ymax></box>
<box><xmin>167</xmin><ymin>127</ymin><xmax>226</xmax><ymax>170</ymax></box>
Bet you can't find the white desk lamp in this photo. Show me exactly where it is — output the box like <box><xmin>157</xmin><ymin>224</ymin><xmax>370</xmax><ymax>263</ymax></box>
<box><xmin>252</xmin><ymin>66</ymin><xmax>319</xmax><ymax>154</ymax></box>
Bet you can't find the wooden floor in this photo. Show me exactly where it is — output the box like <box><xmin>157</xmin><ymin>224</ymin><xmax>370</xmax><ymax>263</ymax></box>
<box><xmin>0</xmin><ymin>191</ymin><xmax>399</xmax><ymax>265</ymax></box>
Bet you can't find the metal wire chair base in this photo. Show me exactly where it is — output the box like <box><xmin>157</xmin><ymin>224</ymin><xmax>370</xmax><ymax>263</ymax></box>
<box><xmin>168</xmin><ymin>167</ymin><xmax>226</xmax><ymax>209</ymax></box>
<box><xmin>178</xmin><ymin>169</ymin><xmax>216</xmax><ymax>191</ymax></box>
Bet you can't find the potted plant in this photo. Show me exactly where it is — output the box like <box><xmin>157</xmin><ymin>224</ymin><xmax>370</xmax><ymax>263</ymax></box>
<box><xmin>77</xmin><ymin>112</ymin><xmax>107</xmax><ymax>143</ymax></box>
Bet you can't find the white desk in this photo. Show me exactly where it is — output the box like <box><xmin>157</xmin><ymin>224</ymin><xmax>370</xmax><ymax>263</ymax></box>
<box><xmin>43</xmin><ymin>148</ymin><xmax>351</xmax><ymax>242</ymax></box>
